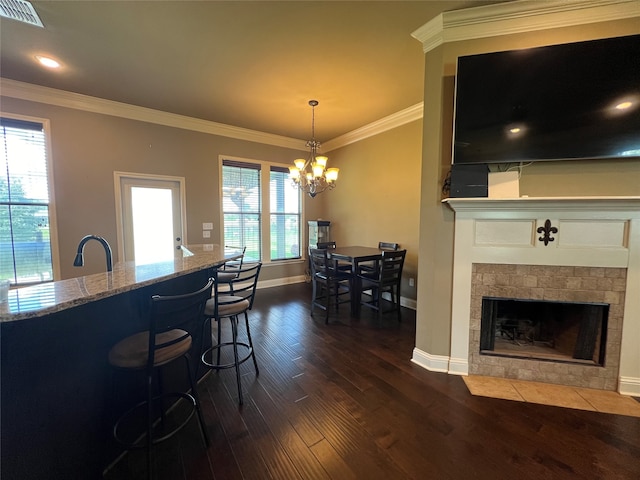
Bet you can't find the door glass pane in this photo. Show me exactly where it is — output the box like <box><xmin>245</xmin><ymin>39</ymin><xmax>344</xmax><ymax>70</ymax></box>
<box><xmin>131</xmin><ymin>187</ymin><xmax>174</xmax><ymax>265</ymax></box>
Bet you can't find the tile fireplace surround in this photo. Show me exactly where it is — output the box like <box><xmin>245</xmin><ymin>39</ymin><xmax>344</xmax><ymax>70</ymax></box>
<box><xmin>441</xmin><ymin>197</ymin><xmax>640</xmax><ymax>396</ymax></box>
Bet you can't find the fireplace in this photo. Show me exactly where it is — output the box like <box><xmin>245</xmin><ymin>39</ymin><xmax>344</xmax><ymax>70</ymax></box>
<box><xmin>468</xmin><ymin>263</ymin><xmax>624</xmax><ymax>390</ymax></box>
<box><xmin>480</xmin><ymin>297</ymin><xmax>608</xmax><ymax>365</ymax></box>
<box><xmin>430</xmin><ymin>197</ymin><xmax>640</xmax><ymax>396</ymax></box>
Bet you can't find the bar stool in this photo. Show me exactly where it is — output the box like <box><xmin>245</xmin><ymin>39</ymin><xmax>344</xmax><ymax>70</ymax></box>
<box><xmin>108</xmin><ymin>278</ymin><xmax>213</xmax><ymax>478</ymax></box>
<box><xmin>218</xmin><ymin>245</ymin><xmax>246</xmax><ymax>284</ymax></box>
<box><xmin>201</xmin><ymin>263</ymin><xmax>261</xmax><ymax>405</ymax></box>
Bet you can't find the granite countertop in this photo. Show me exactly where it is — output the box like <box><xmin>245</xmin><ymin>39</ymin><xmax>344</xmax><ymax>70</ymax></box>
<box><xmin>0</xmin><ymin>245</ymin><xmax>237</xmax><ymax>322</ymax></box>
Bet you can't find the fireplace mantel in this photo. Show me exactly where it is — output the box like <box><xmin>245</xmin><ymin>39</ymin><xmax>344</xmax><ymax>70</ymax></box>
<box><xmin>440</xmin><ymin>196</ymin><xmax>640</xmax><ymax>395</ymax></box>
<box><xmin>444</xmin><ymin>196</ymin><xmax>640</xmax><ymax>213</ymax></box>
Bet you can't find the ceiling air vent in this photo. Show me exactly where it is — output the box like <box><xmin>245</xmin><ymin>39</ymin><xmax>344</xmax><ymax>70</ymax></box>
<box><xmin>0</xmin><ymin>0</ymin><xmax>44</xmax><ymax>27</ymax></box>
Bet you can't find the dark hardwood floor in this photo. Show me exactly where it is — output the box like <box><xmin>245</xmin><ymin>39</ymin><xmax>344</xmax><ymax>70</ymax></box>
<box><xmin>105</xmin><ymin>282</ymin><xmax>640</xmax><ymax>480</ymax></box>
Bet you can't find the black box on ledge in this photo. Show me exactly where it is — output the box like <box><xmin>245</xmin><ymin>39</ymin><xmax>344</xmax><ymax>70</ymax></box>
<box><xmin>449</xmin><ymin>164</ymin><xmax>489</xmax><ymax>198</ymax></box>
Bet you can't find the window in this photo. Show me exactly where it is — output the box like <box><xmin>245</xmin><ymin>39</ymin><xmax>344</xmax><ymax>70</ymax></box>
<box><xmin>270</xmin><ymin>166</ymin><xmax>301</xmax><ymax>260</ymax></box>
<box><xmin>222</xmin><ymin>160</ymin><xmax>261</xmax><ymax>260</ymax></box>
<box><xmin>0</xmin><ymin>117</ymin><xmax>54</xmax><ymax>286</ymax></box>
<box><xmin>221</xmin><ymin>158</ymin><xmax>301</xmax><ymax>263</ymax></box>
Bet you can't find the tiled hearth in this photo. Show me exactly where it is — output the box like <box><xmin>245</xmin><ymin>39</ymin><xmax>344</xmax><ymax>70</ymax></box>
<box><xmin>469</xmin><ymin>263</ymin><xmax>626</xmax><ymax>390</ymax></box>
<box><xmin>414</xmin><ymin>197</ymin><xmax>640</xmax><ymax>396</ymax></box>
<box><xmin>463</xmin><ymin>376</ymin><xmax>640</xmax><ymax>417</ymax></box>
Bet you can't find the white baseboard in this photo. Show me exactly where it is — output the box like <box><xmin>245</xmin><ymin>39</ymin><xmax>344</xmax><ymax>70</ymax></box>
<box><xmin>447</xmin><ymin>357</ymin><xmax>469</xmax><ymax>376</ymax></box>
<box><xmin>257</xmin><ymin>275</ymin><xmax>307</xmax><ymax>289</ymax></box>
<box><xmin>619</xmin><ymin>376</ymin><xmax>640</xmax><ymax>397</ymax></box>
<box><xmin>413</xmin><ymin>350</ymin><xmax>639</xmax><ymax>396</ymax></box>
<box><xmin>411</xmin><ymin>347</ymin><xmax>449</xmax><ymax>373</ymax></box>
<box><xmin>362</xmin><ymin>290</ymin><xmax>417</xmax><ymax>311</ymax></box>
<box><xmin>399</xmin><ymin>295</ymin><xmax>417</xmax><ymax>311</ymax></box>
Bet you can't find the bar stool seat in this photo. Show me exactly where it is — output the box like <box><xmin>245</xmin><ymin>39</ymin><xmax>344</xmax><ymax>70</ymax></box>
<box><xmin>108</xmin><ymin>330</ymin><xmax>192</xmax><ymax>369</ymax></box>
<box><xmin>216</xmin><ymin>272</ymin><xmax>240</xmax><ymax>283</ymax></box>
<box><xmin>205</xmin><ymin>295</ymin><xmax>250</xmax><ymax>318</ymax></box>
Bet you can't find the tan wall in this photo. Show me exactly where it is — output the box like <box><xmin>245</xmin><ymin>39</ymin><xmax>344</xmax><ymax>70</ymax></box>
<box><xmin>417</xmin><ymin>19</ymin><xmax>640</xmax><ymax>357</ymax></box>
<box><xmin>0</xmin><ymin>96</ymin><xmax>309</xmax><ymax>281</ymax></box>
<box><xmin>321</xmin><ymin>120</ymin><xmax>423</xmax><ymax>301</ymax></box>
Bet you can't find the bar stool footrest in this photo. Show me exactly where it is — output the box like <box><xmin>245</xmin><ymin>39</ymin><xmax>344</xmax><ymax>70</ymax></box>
<box><xmin>201</xmin><ymin>342</ymin><xmax>253</xmax><ymax>370</ymax></box>
<box><xmin>113</xmin><ymin>391</ymin><xmax>197</xmax><ymax>449</ymax></box>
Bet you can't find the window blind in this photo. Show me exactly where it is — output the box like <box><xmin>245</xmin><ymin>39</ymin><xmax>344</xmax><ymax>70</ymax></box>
<box><xmin>0</xmin><ymin>118</ymin><xmax>53</xmax><ymax>285</ymax></box>
<box><xmin>222</xmin><ymin>160</ymin><xmax>261</xmax><ymax>261</ymax></box>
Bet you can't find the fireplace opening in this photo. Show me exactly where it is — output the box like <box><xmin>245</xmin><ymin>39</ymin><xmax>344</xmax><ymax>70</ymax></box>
<box><xmin>480</xmin><ymin>297</ymin><xmax>609</xmax><ymax>365</ymax></box>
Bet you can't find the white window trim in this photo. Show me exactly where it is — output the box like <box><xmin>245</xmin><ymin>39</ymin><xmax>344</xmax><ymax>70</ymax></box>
<box><xmin>0</xmin><ymin>111</ymin><xmax>61</xmax><ymax>281</ymax></box>
<box><xmin>218</xmin><ymin>154</ymin><xmax>305</xmax><ymax>266</ymax></box>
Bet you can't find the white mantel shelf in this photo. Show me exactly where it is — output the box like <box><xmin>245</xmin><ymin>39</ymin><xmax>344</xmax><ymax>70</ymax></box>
<box><xmin>433</xmin><ymin>195</ymin><xmax>640</xmax><ymax>396</ymax></box>
<box><xmin>443</xmin><ymin>196</ymin><xmax>640</xmax><ymax>212</ymax></box>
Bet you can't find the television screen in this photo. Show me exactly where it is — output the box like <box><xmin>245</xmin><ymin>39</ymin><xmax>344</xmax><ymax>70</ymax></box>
<box><xmin>452</xmin><ymin>34</ymin><xmax>640</xmax><ymax>165</ymax></box>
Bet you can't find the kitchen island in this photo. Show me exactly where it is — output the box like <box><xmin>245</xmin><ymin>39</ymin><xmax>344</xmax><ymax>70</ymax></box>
<box><xmin>1</xmin><ymin>245</ymin><xmax>237</xmax><ymax>480</ymax></box>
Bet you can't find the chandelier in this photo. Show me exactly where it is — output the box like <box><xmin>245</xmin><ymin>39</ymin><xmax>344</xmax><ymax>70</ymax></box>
<box><xmin>289</xmin><ymin>100</ymin><xmax>339</xmax><ymax>198</ymax></box>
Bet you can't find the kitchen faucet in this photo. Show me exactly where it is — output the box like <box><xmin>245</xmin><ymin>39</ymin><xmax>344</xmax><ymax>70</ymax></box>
<box><xmin>73</xmin><ymin>235</ymin><xmax>113</xmax><ymax>272</ymax></box>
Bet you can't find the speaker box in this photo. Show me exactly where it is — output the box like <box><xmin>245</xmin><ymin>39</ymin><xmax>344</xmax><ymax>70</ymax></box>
<box><xmin>449</xmin><ymin>164</ymin><xmax>488</xmax><ymax>198</ymax></box>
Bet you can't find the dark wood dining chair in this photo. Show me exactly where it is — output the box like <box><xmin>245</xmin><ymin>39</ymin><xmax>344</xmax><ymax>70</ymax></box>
<box><xmin>315</xmin><ymin>241</ymin><xmax>351</xmax><ymax>271</ymax></box>
<box><xmin>309</xmin><ymin>248</ymin><xmax>352</xmax><ymax>323</ymax></box>
<box><xmin>108</xmin><ymin>278</ymin><xmax>214</xmax><ymax>479</ymax></box>
<box><xmin>359</xmin><ymin>241</ymin><xmax>401</xmax><ymax>275</ymax></box>
<box><xmin>316</xmin><ymin>241</ymin><xmax>336</xmax><ymax>249</ymax></box>
<box><xmin>378</xmin><ymin>241</ymin><xmax>400</xmax><ymax>251</ymax></box>
<box><xmin>358</xmin><ymin>249</ymin><xmax>406</xmax><ymax>319</ymax></box>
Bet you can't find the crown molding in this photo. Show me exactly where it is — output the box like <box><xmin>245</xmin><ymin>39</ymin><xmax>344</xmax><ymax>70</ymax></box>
<box><xmin>0</xmin><ymin>78</ymin><xmax>306</xmax><ymax>150</ymax></box>
<box><xmin>1</xmin><ymin>77</ymin><xmax>423</xmax><ymax>153</ymax></box>
<box><xmin>323</xmin><ymin>102</ymin><xmax>423</xmax><ymax>152</ymax></box>
<box><xmin>412</xmin><ymin>0</ymin><xmax>640</xmax><ymax>53</ymax></box>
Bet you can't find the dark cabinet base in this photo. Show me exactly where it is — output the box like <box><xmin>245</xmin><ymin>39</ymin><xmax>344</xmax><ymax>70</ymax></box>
<box><xmin>1</xmin><ymin>270</ymin><xmax>212</xmax><ymax>480</ymax></box>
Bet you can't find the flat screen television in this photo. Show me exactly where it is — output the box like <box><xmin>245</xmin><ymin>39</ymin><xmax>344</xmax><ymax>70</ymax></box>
<box><xmin>452</xmin><ymin>34</ymin><xmax>640</xmax><ymax>165</ymax></box>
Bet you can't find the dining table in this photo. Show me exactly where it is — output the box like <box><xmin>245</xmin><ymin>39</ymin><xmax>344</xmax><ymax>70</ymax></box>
<box><xmin>328</xmin><ymin>246</ymin><xmax>385</xmax><ymax>315</ymax></box>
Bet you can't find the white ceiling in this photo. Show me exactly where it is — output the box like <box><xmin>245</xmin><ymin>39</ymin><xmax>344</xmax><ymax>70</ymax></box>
<box><xmin>0</xmin><ymin>1</ymin><xmax>499</xmax><ymax>142</ymax></box>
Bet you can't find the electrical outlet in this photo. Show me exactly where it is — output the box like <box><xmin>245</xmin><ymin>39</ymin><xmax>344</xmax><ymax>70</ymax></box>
<box><xmin>203</xmin><ymin>244</ymin><xmax>213</xmax><ymax>251</ymax></box>
<box><xmin>202</xmin><ymin>222</ymin><xmax>213</xmax><ymax>230</ymax></box>
<box><xmin>409</xmin><ymin>278</ymin><xmax>415</xmax><ymax>287</ymax></box>
<box><xmin>202</xmin><ymin>230</ymin><xmax>210</xmax><ymax>238</ymax></box>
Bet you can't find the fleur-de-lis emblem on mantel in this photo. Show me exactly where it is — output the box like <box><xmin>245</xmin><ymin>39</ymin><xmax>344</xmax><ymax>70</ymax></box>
<box><xmin>537</xmin><ymin>219</ymin><xmax>558</xmax><ymax>246</ymax></box>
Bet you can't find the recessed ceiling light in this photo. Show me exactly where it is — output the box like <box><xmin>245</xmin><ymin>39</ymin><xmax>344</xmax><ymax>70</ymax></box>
<box><xmin>615</xmin><ymin>101</ymin><xmax>633</xmax><ymax>110</ymax></box>
<box><xmin>506</xmin><ymin>124</ymin><xmax>525</xmax><ymax>136</ymax></box>
<box><xmin>35</xmin><ymin>55</ymin><xmax>61</xmax><ymax>69</ymax></box>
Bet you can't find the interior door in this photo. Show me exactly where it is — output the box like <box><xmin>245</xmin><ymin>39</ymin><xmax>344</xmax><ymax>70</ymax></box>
<box><xmin>115</xmin><ymin>173</ymin><xmax>186</xmax><ymax>264</ymax></box>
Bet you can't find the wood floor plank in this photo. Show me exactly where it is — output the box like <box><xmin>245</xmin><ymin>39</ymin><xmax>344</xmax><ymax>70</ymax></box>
<box><xmin>247</xmin><ymin>377</ymin><xmax>331</xmax><ymax>479</ymax></box>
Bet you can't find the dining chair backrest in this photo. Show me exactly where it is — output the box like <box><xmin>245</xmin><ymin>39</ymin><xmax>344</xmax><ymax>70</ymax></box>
<box><xmin>377</xmin><ymin>249</ymin><xmax>406</xmax><ymax>286</ymax></box>
<box><xmin>309</xmin><ymin>247</ymin><xmax>343</xmax><ymax>278</ymax></box>
<box><xmin>148</xmin><ymin>278</ymin><xmax>214</xmax><ymax>368</ymax></box>
<box><xmin>309</xmin><ymin>248</ymin><xmax>330</xmax><ymax>278</ymax></box>
<box><xmin>378</xmin><ymin>241</ymin><xmax>400</xmax><ymax>251</ymax></box>
<box><xmin>316</xmin><ymin>241</ymin><xmax>337</xmax><ymax>250</ymax></box>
